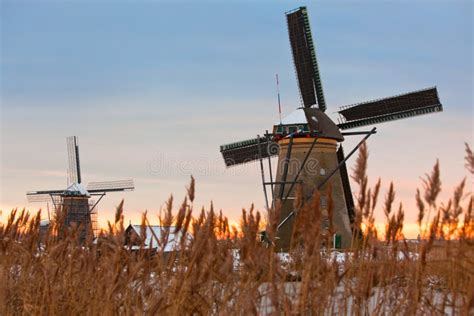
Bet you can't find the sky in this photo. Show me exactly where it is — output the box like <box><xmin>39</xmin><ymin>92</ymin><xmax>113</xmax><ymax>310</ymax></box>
<box><xmin>1</xmin><ymin>1</ymin><xmax>472</xmax><ymax>238</ymax></box>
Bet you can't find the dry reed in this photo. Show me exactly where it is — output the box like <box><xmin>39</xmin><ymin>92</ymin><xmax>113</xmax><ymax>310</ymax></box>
<box><xmin>1</xmin><ymin>146</ymin><xmax>473</xmax><ymax>315</ymax></box>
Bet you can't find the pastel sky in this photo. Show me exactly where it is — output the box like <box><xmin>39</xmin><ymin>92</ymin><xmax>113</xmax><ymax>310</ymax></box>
<box><xmin>1</xmin><ymin>1</ymin><xmax>472</xmax><ymax>238</ymax></box>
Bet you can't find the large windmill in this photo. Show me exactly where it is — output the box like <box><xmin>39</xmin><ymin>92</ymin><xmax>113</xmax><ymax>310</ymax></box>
<box><xmin>27</xmin><ymin>136</ymin><xmax>134</xmax><ymax>241</ymax></box>
<box><xmin>219</xmin><ymin>7</ymin><xmax>443</xmax><ymax>251</ymax></box>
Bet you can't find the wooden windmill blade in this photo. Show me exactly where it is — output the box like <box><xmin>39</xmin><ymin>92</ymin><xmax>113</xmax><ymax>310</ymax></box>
<box><xmin>26</xmin><ymin>189</ymin><xmax>64</xmax><ymax>202</ymax></box>
<box><xmin>286</xmin><ymin>6</ymin><xmax>326</xmax><ymax>111</ymax></box>
<box><xmin>219</xmin><ymin>137</ymin><xmax>279</xmax><ymax>167</ymax></box>
<box><xmin>87</xmin><ymin>179</ymin><xmax>135</xmax><ymax>193</ymax></box>
<box><xmin>67</xmin><ymin>136</ymin><xmax>82</xmax><ymax>184</ymax></box>
<box><xmin>26</xmin><ymin>193</ymin><xmax>58</xmax><ymax>203</ymax></box>
<box><xmin>337</xmin><ymin>87</ymin><xmax>443</xmax><ymax>130</ymax></box>
<box><xmin>26</xmin><ymin>194</ymin><xmax>51</xmax><ymax>203</ymax></box>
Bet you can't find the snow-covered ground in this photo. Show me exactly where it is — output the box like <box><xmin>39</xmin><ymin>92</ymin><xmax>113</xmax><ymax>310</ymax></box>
<box><xmin>228</xmin><ymin>249</ymin><xmax>461</xmax><ymax>315</ymax></box>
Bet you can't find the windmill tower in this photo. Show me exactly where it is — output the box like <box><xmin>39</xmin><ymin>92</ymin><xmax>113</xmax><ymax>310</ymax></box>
<box><xmin>27</xmin><ymin>136</ymin><xmax>134</xmax><ymax>241</ymax></box>
<box><xmin>219</xmin><ymin>7</ymin><xmax>443</xmax><ymax>251</ymax></box>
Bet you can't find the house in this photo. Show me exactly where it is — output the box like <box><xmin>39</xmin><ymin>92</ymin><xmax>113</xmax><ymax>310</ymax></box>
<box><xmin>124</xmin><ymin>224</ymin><xmax>191</xmax><ymax>253</ymax></box>
<box><xmin>39</xmin><ymin>219</ymin><xmax>50</xmax><ymax>240</ymax></box>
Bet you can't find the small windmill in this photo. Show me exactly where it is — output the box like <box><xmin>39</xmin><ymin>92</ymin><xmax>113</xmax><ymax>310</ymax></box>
<box><xmin>27</xmin><ymin>136</ymin><xmax>134</xmax><ymax>241</ymax></box>
<box><xmin>219</xmin><ymin>7</ymin><xmax>443</xmax><ymax>251</ymax></box>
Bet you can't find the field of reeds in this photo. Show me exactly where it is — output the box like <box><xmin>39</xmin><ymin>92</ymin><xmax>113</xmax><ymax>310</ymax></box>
<box><xmin>1</xmin><ymin>143</ymin><xmax>473</xmax><ymax>315</ymax></box>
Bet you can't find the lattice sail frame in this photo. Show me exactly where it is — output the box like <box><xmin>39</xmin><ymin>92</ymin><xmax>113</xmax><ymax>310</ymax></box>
<box><xmin>337</xmin><ymin>87</ymin><xmax>443</xmax><ymax>130</ymax></box>
<box><xmin>87</xmin><ymin>179</ymin><xmax>135</xmax><ymax>193</ymax></box>
<box><xmin>67</xmin><ymin>136</ymin><xmax>81</xmax><ymax>185</ymax></box>
<box><xmin>220</xmin><ymin>137</ymin><xmax>279</xmax><ymax>167</ymax></box>
<box><xmin>286</xmin><ymin>7</ymin><xmax>326</xmax><ymax>111</ymax></box>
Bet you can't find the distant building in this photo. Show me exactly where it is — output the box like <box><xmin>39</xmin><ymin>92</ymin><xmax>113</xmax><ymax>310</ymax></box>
<box><xmin>124</xmin><ymin>224</ymin><xmax>191</xmax><ymax>253</ymax></box>
<box><xmin>39</xmin><ymin>219</ymin><xmax>50</xmax><ymax>240</ymax></box>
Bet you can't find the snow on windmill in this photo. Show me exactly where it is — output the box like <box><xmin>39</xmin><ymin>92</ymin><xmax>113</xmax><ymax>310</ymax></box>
<box><xmin>219</xmin><ymin>7</ymin><xmax>443</xmax><ymax>251</ymax></box>
<box><xmin>27</xmin><ymin>136</ymin><xmax>134</xmax><ymax>241</ymax></box>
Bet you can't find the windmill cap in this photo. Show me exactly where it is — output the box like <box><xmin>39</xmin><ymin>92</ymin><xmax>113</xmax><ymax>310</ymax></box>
<box><xmin>304</xmin><ymin>108</ymin><xmax>344</xmax><ymax>141</ymax></box>
<box><xmin>63</xmin><ymin>182</ymin><xmax>90</xmax><ymax>197</ymax></box>
<box><xmin>279</xmin><ymin>108</ymin><xmax>344</xmax><ymax>141</ymax></box>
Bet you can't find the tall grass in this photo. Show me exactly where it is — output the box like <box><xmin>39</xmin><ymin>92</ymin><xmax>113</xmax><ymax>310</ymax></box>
<box><xmin>1</xmin><ymin>145</ymin><xmax>473</xmax><ymax>314</ymax></box>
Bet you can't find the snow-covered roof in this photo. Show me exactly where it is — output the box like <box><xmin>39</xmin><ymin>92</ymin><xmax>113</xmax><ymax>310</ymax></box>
<box><xmin>40</xmin><ymin>219</ymin><xmax>50</xmax><ymax>227</ymax></box>
<box><xmin>64</xmin><ymin>182</ymin><xmax>89</xmax><ymax>196</ymax></box>
<box><xmin>280</xmin><ymin>108</ymin><xmax>307</xmax><ymax>125</ymax></box>
<box><xmin>127</xmin><ymin>224</ymin><xmax>191</xmax><ymax>252</ymax></box>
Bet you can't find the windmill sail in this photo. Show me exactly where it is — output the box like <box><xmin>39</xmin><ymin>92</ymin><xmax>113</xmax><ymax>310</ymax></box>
<box><xmin>337</xmin><ymin>146</ymin><xmax>355</xmax><ymax>225</ymax></box>
<box><xmin>286</xmin><ymin>7</ymin><xmax>326</xmax><ymax>111</ymax></box>
<box><xmin>87</xmin><ymin>180</ymin><xmax>135</xmax><ymax>193</ymax></box>
<box><xmin>26</xmin><ymin>189</ymin><xmax>65</xmax><ymax>202</ymax></box>
<box><xmin>220</xmin><ymin>137</ymin><xmax>279</xmax><ymax>167</ymax></box>
<box><xmin>67</xmin><ymin>136</ymin><xmax>82</xmax><ymax>184</ymax></box>
<box><xmin>337</xmin><ymin>87</ymin><xmax>443</xmax><ymax>130</ymax></box>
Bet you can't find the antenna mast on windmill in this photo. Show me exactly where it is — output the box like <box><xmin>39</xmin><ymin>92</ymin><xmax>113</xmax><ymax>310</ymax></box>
<box><xmin>27</xmin><ymin>136</ymin><xmax>135</xmax><ymax>242</ymax></box>
<box><xmin>276</xmin><ymin>74</ymin><xmax>283</xmax><ymax>125</ymax></box>
<box><xmin>219</xmin><ymin>6</ymin><xmax>443</xmax><ymax>251</ymax></box>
